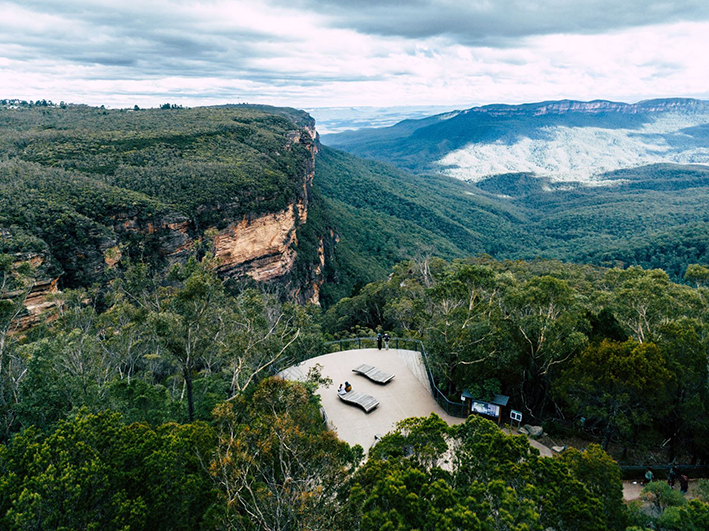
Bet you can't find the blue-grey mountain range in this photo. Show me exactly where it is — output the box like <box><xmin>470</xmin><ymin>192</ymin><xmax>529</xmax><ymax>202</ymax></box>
<box><xmin>322</xmin><ymin>98</ymin><xmax>709</xmax><ymax>184</ymax></box>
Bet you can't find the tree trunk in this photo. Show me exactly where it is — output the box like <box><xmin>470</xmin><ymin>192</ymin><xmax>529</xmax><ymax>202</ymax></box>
<box><xmin>603</xmin><ymin>412</ymin><xmax>615</xmax><ymax>451</ymax></box>
<box><xmin>668</xmin><ymin>437</ymin><xmax>676</xmax><ymax>463</ymax></box>
<box><xmin>602</xmin><ymin>426</ymin><xmax>612</xmax><ymax>451</ymax></box>
<box><xmin>184</xmin><ymin>368</ymin><xmax>194</xmax><ymax>422</ymax></box>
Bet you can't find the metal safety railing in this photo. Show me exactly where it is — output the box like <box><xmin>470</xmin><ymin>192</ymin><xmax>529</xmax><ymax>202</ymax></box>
<box><xmin>620</xmin><ymin>464</ymin><xmax>709</xmax><ymax>480</ymax></box>
<box><xmin>324</xmin><ymin>336</ymin><xmax>468</xmax><ymax>418</ymax></box>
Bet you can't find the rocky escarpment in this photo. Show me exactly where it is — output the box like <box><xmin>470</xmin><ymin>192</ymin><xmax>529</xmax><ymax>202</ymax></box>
<box><xmin>211</xmin><ymin>124</ymin><xmax>325</xmax><ymax>303</ymax></box>
<box><xmin>213</xmin><ymin>201</ymin><xmax>306</xmax><ymax>282</ymax></box>
<box><xmin>2</xmin><ymin>252</ymin><xmax>62</xmax><ymax>333</ymax></box>
<box><xmin>113</xmin><ymin>212</ymin><xmax>195</xmax><ymax>261</ymax></box>
<box><xmin>15</xmin><ymin>277</ymin><xmax>61</xmax><ymax>331</ymax></box>
<box><xmin>465</xmin><ymin>98</ymin><xmax>709</xmax><ymax>117</ymax></box>
<box><xmin>1</xmin><ymin>104</ymin><xmax>331</xmax><ymax>311</ymax></box>
<box><xmin>108</xmin><ymin>118</ymin><xmax>326</xmax><ymax>303</ymax></box>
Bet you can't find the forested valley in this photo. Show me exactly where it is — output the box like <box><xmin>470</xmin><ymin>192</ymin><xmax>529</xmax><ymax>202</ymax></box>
<box><xmin>3</xmin><ymin>102</ymin><xmax>709</xmax><ymax>530</ymax></box>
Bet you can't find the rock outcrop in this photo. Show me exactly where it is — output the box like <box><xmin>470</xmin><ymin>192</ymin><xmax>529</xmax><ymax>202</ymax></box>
<box><xmin>112</xmin><ymin>212</ymin><xmax>194</xmax><ymax>261</ymax></box>
<box><xmin>466</xmin><ymin>98</ymin><xmax>709</xmax><ymax>117</ymax></box>
<box><xmin>210</xmin><ymin>125</ymin><xmax>326</xmax><ymax>303</ymax></box>
<box><xmin>4</xmin><ymin>107</ymin><xmax>330</xmax><ymax>319</ymax></box>
<box><xmin>16</xmin><ymin>276</ymin><xmax>61</xmax><ymax>330</ymax></box>
<box><xmin>3</xmin><ymin>253</ymin><xmax>62</xmax><ymax>333</ymax></box>
<box><xmin>108</xmin><ymin>121</ymin><xmax>325</xmax><ymax>303</ymax></box>
<box><xmin>213</xmin><ymin>200</ymin><xmax>306</xmax><ymax>282</ymax></box>
<box><xmin>523</xmin><ymin>425</ymin><xmax>544</xmax><ymax>438</ymax></box>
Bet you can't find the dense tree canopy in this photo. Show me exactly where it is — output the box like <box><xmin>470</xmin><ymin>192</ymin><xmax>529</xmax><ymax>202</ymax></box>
<box><xmin>345</xmin><ymin>414</ymin><xmax>626</xmax><ymax>531</ymax></box>
<box><xmin>0</xmin><ymin>410</ymin><xmax>217</xmax><ymax>531</ymax></box>
<box><xmin>325</xmin><ymin>256</ymin><xmax>709</xmax><ymax>462</ymax></box>
<box><xmin>0</xmin><ymin>256</ymin><xmax>325</xmax><ymax>441</ymax></box>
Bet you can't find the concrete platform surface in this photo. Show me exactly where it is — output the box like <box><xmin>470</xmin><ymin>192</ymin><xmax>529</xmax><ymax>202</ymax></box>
<box><xmin>281</xmin><ymin>348</ymin><xmax>465</xmax><ymax>451</ymax></box>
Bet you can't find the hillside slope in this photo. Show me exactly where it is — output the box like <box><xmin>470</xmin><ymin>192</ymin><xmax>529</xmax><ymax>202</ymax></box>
<box><xmin>314</xmin><ymin>147</ymin><xmax>709</xmax><ymax>296</ymax></box>
<box><xmin>4</xmin><ymin>103</ymin><xmax>709</xmax><ymax>314</ymax></box>
<box><xmin>313</xmin><ymin>146</ymin><xmax>529</xmax><ymax>303</ymax></box>
<box><xmin>468</xmin><ymin>164</ymin><xmax>709</xmax><ymax>272</ymax></box>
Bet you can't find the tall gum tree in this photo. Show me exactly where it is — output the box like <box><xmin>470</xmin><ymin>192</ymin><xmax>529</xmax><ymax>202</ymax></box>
<box><xmin>0</xmin><ymin>255</ymin><xmax>37</xmax><ymax>440</ymax></box>
<box><xmin>501</xmin><ymin>275</ymin><xmax>588</xmax><ymax>417</ymax></box>
<box><xmin>555</xmin><ymin>339</ymin><xmax>674</xmax><ymax>451</ymax></box>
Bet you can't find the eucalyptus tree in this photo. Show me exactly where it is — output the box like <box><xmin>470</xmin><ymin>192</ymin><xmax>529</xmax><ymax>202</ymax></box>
<box><xmin>0</xmin><ymin>254</ymin><xmax>37</xmax><ymax>440</ymax></box>
<box><xmin>211</xmin><ymin>377</ymin><xmax>358</xmax><ymax>531</ymax></box>
<box><xmin>604</xmin><ymin>267</ymin><xmax>705</xmax><ymax>343</ymax></box>
<box><xmin>420</xmin><ymin>262</ymin><xmax>505</xmax><ymax>397</ymax></box>
<box><xmin>145</xmin><ymin>258</ymin><xmax>323</xmax><ymax>421</ymax></box>
<box><xmin>555</xmin><ymin>339</ymin><xmax>673</xmax><ymax>451</ymax></box>
<box><xmin>346</xmin><ymin>414</ymin><xmax>623</xmax><ymax>531</ymax></box>
<box><xmin>148</xmin><ymin>259</ymin><xmax>229</xmax><ymax>421</ymax></box>
<box><xmin>500</xmin><ymin>274</ymin><xmax>588</xmax><ymax>417</ymax></box>
<box><xmin>0</xmin><ymin>410</ymin><xmax>217</xmax><ymax>531</ymax></box>
<box><xmin>654</xmin><ymin>318</ymin><xmax>709</xmax><ymax>462</ymax></box>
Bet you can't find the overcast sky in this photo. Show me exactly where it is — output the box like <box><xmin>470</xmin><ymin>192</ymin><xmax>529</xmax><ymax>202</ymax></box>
<box><xmin>1</xmin><ymin>0</ymin><xmax>708</xmax><ymax>109</ymax></box>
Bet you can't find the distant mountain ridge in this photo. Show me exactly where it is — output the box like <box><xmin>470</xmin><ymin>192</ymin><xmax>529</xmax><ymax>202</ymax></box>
<box><xmin>305</xmin><ymin>105</ymin><xmax>462</xmax><ymax>134</ymax></box>
<box><xmin>322</xmin><ymin>97</ymin><xmax>709</xmax><ymax>183</ymax></box>
<box><xmin>457</xmin><ymin>98</ymin><xmax>709</xmax><ymax>117</ymax></box>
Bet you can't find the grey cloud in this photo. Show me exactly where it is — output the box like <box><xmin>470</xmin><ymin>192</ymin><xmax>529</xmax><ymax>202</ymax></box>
<box><xmin>73</xmin><ymin>55</ymin><xmax>137</xmax><ymax>67</ymax></box>
<box><xmin>2</xmin><ymin>0</ymin><xmax>708</xmax><ymax>108</ymax></box>
<box><xmin>281</xmin><ymin>0</ymin><xmax>709</xmax><ymax>44</ymax></box>
<box><xmin>5</xmin><ymin>0</ymin><xmax>705</xmax><ymax>77</ymax></box>
<box><xmin>0</xmin><ymin>1</ymin><xmax>282</xmax><ymax>79</ymax></box>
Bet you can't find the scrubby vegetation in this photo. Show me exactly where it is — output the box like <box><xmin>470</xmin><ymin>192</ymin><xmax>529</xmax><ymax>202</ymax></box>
<box><xmin>3</xmin><ymin>251</ymin><xmax>709</xmax><ymax>529</ymax></box>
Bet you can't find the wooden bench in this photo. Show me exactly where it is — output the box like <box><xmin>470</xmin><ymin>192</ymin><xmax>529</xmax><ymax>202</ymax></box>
<box><xmin>352</xmin><ymin>364</ymin><xmax>395</xmax><ymax>384</ymax></box>
<box><xmin>338</xmin><ymin>390</ymin><xmax>379</xmax><ymax>413</ymax></box>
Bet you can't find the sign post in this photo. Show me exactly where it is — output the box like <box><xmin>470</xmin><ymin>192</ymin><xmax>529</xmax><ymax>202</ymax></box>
<box><xmin>510</xmin><ymin>409</ymin><xmax>522</xmax><ymax>430</ymax></box>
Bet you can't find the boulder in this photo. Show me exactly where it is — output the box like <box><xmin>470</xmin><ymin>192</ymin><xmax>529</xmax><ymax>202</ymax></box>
<box><xmin>523</xmin><ymin>425</ymin><xmax>544</xmax><ymax>438</ymax></box>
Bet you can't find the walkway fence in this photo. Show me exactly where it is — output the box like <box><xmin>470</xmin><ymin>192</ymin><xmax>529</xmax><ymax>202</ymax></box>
<box><xmin>324</xmin><ymin>337</ymin><xmax>468</xmax><ymax>418</ymax></box>
<box><xmin>620</xmin><ymin>464</ymin><xmax>709</xmax><ymax>480</ymax></box>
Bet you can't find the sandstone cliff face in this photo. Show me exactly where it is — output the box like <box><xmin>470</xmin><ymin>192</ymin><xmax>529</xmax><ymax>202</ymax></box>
<box><xmin>4</xmin><ymin>108</ymin><xmax>332</xmax><ymax>335</ymax></box>
<box><xmin>4</xmin><ymin>253</ymin><xmax>62</xmax><ymax>333</ymax></box>
<box><xmin>304</xmin><ymin>236</ymin><xmax>326</xmax><ymax>305</ymax></box>
<box><xmin>17</xmin><ymin>277</ymin><xmax>61</xmax><ymax>330</ymax></box>
<box><xmin>211</xmin><ymin>125</ymin><xmax>325</xmax><ymax>303</ymax></box>
<box><xmin>107</xmin><ymin>122</ymin><xmax>326</xmax><ymax>303</ymax></box>
<box><xmin>467</xmin><ymin>98</ymin><xmax>709</xmax><ymax>118</ymax></box>
<box><xmin>213</xmin><ymin>200</ymin><xmax>306</xmax><ymax>282</ymax></box>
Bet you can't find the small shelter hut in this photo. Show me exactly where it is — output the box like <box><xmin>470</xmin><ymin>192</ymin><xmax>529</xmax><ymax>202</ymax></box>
<box><xmin>461</xmin><ymin>390</ymin><xmax>509</xmax><ymax>425</ymax></box>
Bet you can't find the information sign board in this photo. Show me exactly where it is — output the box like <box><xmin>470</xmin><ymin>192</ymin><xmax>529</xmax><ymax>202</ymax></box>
<box><xmin>472</xmin><ymin>401</ymin><xmax>500</xmax><ymax>417</ymax></box>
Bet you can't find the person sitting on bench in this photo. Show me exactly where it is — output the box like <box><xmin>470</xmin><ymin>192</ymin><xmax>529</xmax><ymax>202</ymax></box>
<box><xmin>344</xmin><ymin>381</ymin><xmax>352</xmax><ymax>392</ymax></box>
<box><xmin>338</xmin><ymin>384</ymin><xmax>346</xmax><ymax>396</ymax></box>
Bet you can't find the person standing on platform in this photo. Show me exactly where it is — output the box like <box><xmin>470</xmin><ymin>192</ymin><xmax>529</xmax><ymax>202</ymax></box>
<box><xmin>384</xmin><ymin>333</ymin><xmax>390</xmax><ymax>350</ymax></box>
<box><xmin>668</xmin><ymin>466</ymin><xmax>677</xmax><ymax>489</ymax></box>
<box><xmin>643</xmin><ymin>466</ymin><xmax>654</xmax><ymax>485</ymax></box>
<box><xmin>377</xmin><ymin>332</ymin><xmax>383</xmax><ymax>350</ymax></box>
<box><xmin>679</xmin><ymin>473</ymin><xmax>689</xmax><ymax>494</ymax></box>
